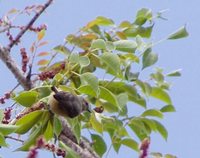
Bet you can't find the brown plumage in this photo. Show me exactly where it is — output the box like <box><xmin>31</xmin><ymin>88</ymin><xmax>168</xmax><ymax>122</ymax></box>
<box><xmin>48</xmin><ymin>86</ymin><xmax>90</xmax><ymax>118</ymax></box>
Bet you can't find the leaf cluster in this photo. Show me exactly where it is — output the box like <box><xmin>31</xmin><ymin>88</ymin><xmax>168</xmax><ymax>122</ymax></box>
<box><xmin>0</xmin><ymin>8</ymin><xmax>188</xmax><ymax>157</ymax></box>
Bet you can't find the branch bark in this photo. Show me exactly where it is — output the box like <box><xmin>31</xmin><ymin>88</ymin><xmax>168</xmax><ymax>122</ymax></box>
<box><xmin>0</xmin><ymin>46</ymin><xmax>32</xmax><ymax>90</ymax></box>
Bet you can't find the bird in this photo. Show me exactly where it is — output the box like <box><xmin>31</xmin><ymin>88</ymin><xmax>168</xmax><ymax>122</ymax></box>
<box><xmin>48</xmin><ymin>86</ymin><xmax>90</xmax><ymax>118</ymax></box>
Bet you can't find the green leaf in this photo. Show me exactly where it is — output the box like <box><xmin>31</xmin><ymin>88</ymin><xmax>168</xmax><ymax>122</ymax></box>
<box><xmin>99</xmin><ymin>81</ymin><xmax>146</xmax><ymax>108</ymax></box>
<box><xmin>124</xmin><ymin>25</ymin><xmax>153</xmax><ymax>38</ymax></box>
<box><xmin>53</xmin><ymin>45</ymin><xmax>70</xmax><ymax>55</ymax></box>
<box><xmin>100</xmin><ymin>101</ymin><xmax>118</xmax><ymax>113</ymax></box>
<box><xmin>100</xmin><ymin>52</ymin><xmax>121</xmax><ymax>75</ymax></box>
<box><xmin>134</xmin><ymin>8</ymin><xmax>152</xmax><ymax>25</ymax></box>
<box><xmin>151</xmin><ymin>87</ymin><xmax>172</xmax><ymax>104</ymax></box>
<box><xmin>69</xmin><ymin>53</ymin><xmax>79</xmax><ymax>63</ymax></box>
<box><xmin>0</xmin><ymin>110</ymin><xmax>4</xmax><ymax>122</ymax></box>
<box><xmin>106</xmin><ymin>41</ymin><xmax>116</xmax><ymax>51</ymax></box>
<box><xmin>16</xmin><ymin>126</ymin><xmax>42</xmax><ymax>151</ymax></box>
<box><xmin>166</xmin><ymin>69</ymin><xmax>181</xmax><ymax>77</ymax></box>
<box><xmin>90</xmin><ymin>113</ymin><xmax>103</xmax><ymax>133</ymax></box>
<box><xmin>112</xmin><ymin>137</ymin><xmax>121</xmax><ymax>153</ymax></box>
<box><xmin>140</xmin><ymin>118</ymin><xmax>157</xmax><ymax>131</ymax></box>
<box><xmin>0</xmin><ymin>124</ymin><xmax>18</xmax><ymax>135</ymax></box>
<box><xmin>117</xmin><ymin>93</ymin><xmax>128</xmax><ymax>109</ymax></box>
<box><xmin>59</xmin><ymin>141</ymin><xmax>80</xmax><ymax>158</ymax></box>
<box><xmin>142</xmin><ymin>48</ymin><xmax>158</xmax><ymax>69</ymax></box>
<box><xmin>129</xmin><ymin>118</ymin><xmax>149</xmax><ymax>140</ymax></box>
<box><xmin>67</xmin><ymin>118</ymin><xmax>81</xmax><ymax>143</ymax></box>
<box><xmin>168</xmin><ymin>25</ymin><xmax>189</xmax><ymax>40</ymax></box>
<box><xmin>151</xmin><ymin>152</ymin><xmax>163</xmax><ymax>157</ymax></box>
<box><xmin>16</xmin><ymin>112</ymin><xmax>49</xmax><ymax>151</ymax></box>
<box><xmin>78</xmin><ymin>85</ymin><xmax>96</xmax><ymax>97</ymax></box>
<box><xmin>121</xmin><ymin>53</ymin><xmax>139</xmax><ymax>63</ymax></box>
<box><xmin>79</xmin><ymin>56</ymin><xmax>90</xmax><ymax>68</ymax></box>
<box><xmin>151</xmin><ymin>70</ymin><xmax>164</xmax><ymax>83</ymax></box>
<box><xmin>15</xmin><ymin>110</ymin><xmax>44</xmax><ymax>134</ymax></box>
<box><xmin>0</xmin><ymin>133</ymin><xmax>7</xmax><ymax>147</ymax></box>
<box><xmin>91</xmin><ymin>134</ymin><xmax>107</xmax><ymax>156</ymax></box>
<box><xmin>99</xmin><ymin>86</ymin><xmax>119</xmax><ymax>108</ymax></box>
<box><xmin>91</xmin><ymin>39</ymin><xmax>106</xmax><ymax>49</ymax></box>
<box><xmin>43</xmin><ymin>120</ymin><xmax>53</xmax><ymax>141</ymax></box>
<box><xmin>114</xmin><ymin>40</ymin><xmax>137</xmax><ymax>52</ymax></box>
<box><xmin>14</xmin><ymin>91</ymin><xmax>39</xmax><ymax>107</ymax></box>
<box><xmin>53</xmin><ymin>116</ymin><xmax>62</xmax><ymax>137</ymax></box>
<box><xmin>160</xmin><ymin>105</ymin><xmax>176</xmax><ymax>113</ymax></box>
<box><xmin>152</xmin><ymin>120</ymin><xmax>168</xmax><ymax>140</ymax></box>
<box><xmin>80</xmin><ymin>72</ymin><xmax>99</xmax><ymax>96</ymax></box>
<box><xmin>37</xmin><ymin>29</ymin><xmax>45</xmax><ymax>41</ymax></box>
<box><xmin>88</xmin><ymin>16</ymin><xmax>114</xmax><ymax>27</ymax></box>
<box><xmin>164</xmin><ymin>154</ymin><xmax>177</xmax><ymax>158</ymax></box>
<box><xmin>136</xmin><ymin>80</ymin><xmax>152</xmax><ymax>96</ymax></box>
<box><xmin>141</xmin><ymin>109</ymin><xmax>163</xmax><ymax>118</ymax></box>
<box><xmin>120</xmin><ymin>138</ymin><xmax>139</xmax><ymax>151</ymax></box>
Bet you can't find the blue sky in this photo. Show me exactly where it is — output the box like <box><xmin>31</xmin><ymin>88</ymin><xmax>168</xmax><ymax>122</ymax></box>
<box><xmin>0</xmin><ymin>0</ymin><xmax>199</xmax><ymax>158</ymax></box>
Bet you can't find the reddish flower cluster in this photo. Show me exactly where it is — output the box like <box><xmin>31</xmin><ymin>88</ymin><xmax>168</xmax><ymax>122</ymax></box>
<box><xmin>20</xmin><ymin>48</ymin><xmax>29</xmax><ymax>73</ymax></box>
<box><xmin>0</xmin><ymin>92</ymin><xmax>11</xmax><ymax>104</ymax></box>
<box><xmin>29</xmin><ymin>24</ymin><xmax>47</xmax><ymax>32</ymax></box>
<box><xmin>2</xmin><ymin>107</ymin><xmax>12</xmax><ymax>124</ymax></box>
<box><xmin>27</xmin><ymin>137</ymin><xmax>66</xmax><ymax>158</ymax></box>
<box><xmin>16</xmin><ymin>102</ymin><xmax>45</xmax><ymax>120</ymax></box>
<box><xmin>44</xmin><ymin>143</ymin><xmax>65</xmax><ymax>157</ymax></box>
<box><xmin>27</xmin><ymin>148</ymin><xmax>38</xmax><ymax>158</ymax></box>
<box><xmin>94</xmin><ymin>106</ymin><xmax>104</xmax><ymax>113</ymax></box>
<box><xmin>139</xmin><ymin>138</ymin><xmax>150</xmax><ymax>158</ymax></box>
<box><xmin>38</xmin><ymin>62</ymin><xmax>65</xmax><ymax>81</ymax></box>
<box><xmin>6</xmin><ymin>30</ymin><xmax>14</xmax><ymax>43</ymax></box>
<box><xmin>0</xmin><ymin>19</ymin><xmax>3</xmax><ymax>26</ymax></box>
<box><xmin>24</xmin><ymin>5</ymin><xmax>44</xmax><ymax>15</ymax></box>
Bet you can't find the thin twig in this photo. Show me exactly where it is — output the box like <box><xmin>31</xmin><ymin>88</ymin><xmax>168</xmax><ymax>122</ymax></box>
<box><xmin>7</xmin><ymin>0</ymin><xmax>53</xmax><ymax>50</ymax></box>
<box><xmin>5</xmin><ymin>136</ymin><xmax>24</xmax><ymax>143</ymax></box>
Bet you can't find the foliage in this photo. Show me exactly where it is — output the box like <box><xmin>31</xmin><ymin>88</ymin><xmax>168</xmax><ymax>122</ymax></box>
<box><xmin>0</xmin><ymin>4</ymin><xmax>188</xmax><ymax>158</ymax></box>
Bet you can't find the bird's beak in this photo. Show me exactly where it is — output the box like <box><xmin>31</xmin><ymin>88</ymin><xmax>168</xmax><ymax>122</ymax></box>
<box><xmin>87</xmin><ymin>107</ymin><xmax>92</xmax><ymax>113</ymax></box>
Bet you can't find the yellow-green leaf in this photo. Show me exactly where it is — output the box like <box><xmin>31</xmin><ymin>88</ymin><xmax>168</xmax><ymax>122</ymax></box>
<box><xmin>100</xmin><ymin>52</ymin><xmax>121</xmax><ymax>75</ymax></box>
<box><xmin>142</xmin><ymin>48</ymin><xmax>158</xmax><ymax>69</ymax></box>
<box><xmin>0</xmin><ymin>133</ymin><xmax>7</xmax><ymax>147</ymax></box>
<box><xmin>14</xmin><ymin>91</ymin><xmax>39</xmax><ymax>107</ymax></box>
<box><xmin>43</xmin><ymin>120</ymin><xmax>53</xmax><ymax>141</ymax></box>
<box><xmin>151</xmin><ymin>87</ymin><xmax>172</xmax><ymax>104</ymax></box>
<box><xmin>120</xmin><ymin>138</ymin><xmax>139</xmax><ymax>151</ymax></box>
<box><xmin>0</xmin><ymin>124</ymin><xmax>18</xmax><ymax>135</ymax></box>
<box><xmin>168</xmin><ymin>25</ymin><xmax>189</xmax><ymax>40</ymax></box>
<box><xmin>99</xmin><ymin>86</ymin><xmax>119</xmax><ymax>108</ymax></box>
<box><xmin>91</xmin><ymin>39</ymin><xmax>106</xmax><ymax>50</ymax></box>
<box><xmin>90</xmin><ymin>113</ymin><xmax>103</xmax><ymax>133</ymax></box>
<box><xmin>114</xmin><ymin>40</ymin><xmax>137</xmax><ymax>52</ymax></box>
<box><xmin>37</xmin><ymin>29</ymin><xmax>45</xmax><ymax>41</ymax></box>
<box><xmin>16</xmin><ymin>110</ymin><xmax>44</xmax><ymax>134</ymax></box>
<box><xmin>160</xmin><ymin>105</ymin><xmax>176</xmax><ymax>113</ymax></box>
<box><xmin>91</xmin><ymin>134</ymin><xmax>107</xmax><ymax>157</ymax></box>
<box><xmin>80</xmin><ymin>72</ymin><xmax>99</xmax><ymax>96</ymax></box>
<box><xmin>141</xmin><ymin>109</ymin><xmax>163</xmax><ymax>118</ymax></box>
<box><xmin>152</xmin><ymin>119</ymin><xmax>168</xmax><ymax>140</ymax></box>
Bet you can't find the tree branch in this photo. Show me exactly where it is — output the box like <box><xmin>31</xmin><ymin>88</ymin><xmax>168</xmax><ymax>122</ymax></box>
<box><xmin>60</xmin><ymin>118</ymin><xmax>100</xmax><ymax>158</ymax></box>
<box><xmin>60</xmin><ymin>133</ymin><xmax>99</xmax><ymax>158</ymax></box>
<box><xmin>7</xmin><ymin>0</ymin><xmax>53</xmax><ymax>50</ymax></box>
<box><xmin>0</xmin><ymin>46</ymin><xmax>32</xmax><ymax>90</ymax></box>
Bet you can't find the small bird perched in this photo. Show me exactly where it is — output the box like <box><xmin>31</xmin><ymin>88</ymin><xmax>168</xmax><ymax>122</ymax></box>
<box><xmin>48</xmin><ymin>86</ymin><xmax>90</xmax><ymax>118</ymax></box>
